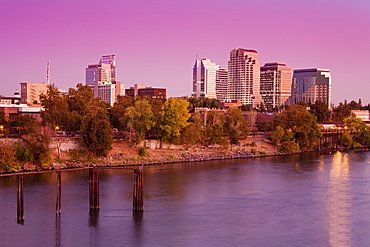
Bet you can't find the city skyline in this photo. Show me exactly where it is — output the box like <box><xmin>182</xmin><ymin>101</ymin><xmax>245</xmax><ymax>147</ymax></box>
<box><xmin>1</xmin><ymin>0</ymin><xmax>370</xmax><ymax>105</ymax></box>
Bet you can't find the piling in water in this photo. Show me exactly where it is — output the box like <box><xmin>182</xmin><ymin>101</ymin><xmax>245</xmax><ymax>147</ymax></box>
<box><xmin>56</xmin><ymin>172</ymin><xmax>62</xmax><ymax>214</ymax></box>
<box><xmin>89</xmin><ymin>167</ymin><xmax>100</xmax><ymax>210</ymax></box>
<box><xmin>17</xmin><ymin>174</ymin><xmax>24</xmax><ymax>224</ymax></box>
<box><xmin>133</xmin><ymin>167</ymin><xmax>144</xmax><ymax>212</ymax></box>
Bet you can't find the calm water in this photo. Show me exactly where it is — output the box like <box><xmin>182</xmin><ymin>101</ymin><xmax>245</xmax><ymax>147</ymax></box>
<box><xmin>1</xmin><ymin>151</ymin><xmax>370</xmax><ymax>246</ymax></box>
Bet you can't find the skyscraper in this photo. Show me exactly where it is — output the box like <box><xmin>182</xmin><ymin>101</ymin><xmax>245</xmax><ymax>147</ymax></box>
<box><xmin>86</xmin><ymin>55</ymin><xmax>116</xmax><ymax>86</ymax></box>
<box><xmin>215</xmin><ymin>68</ymin><xmax>228</xmax><ymax>101</ymax></box>
<box><xmin>289</xmin><ymin>68</ymin><xmax>332</xmax><ymax>107</ymax></box>
<box><xmin>227</xmin><ymin>48</ymin><xmax>262</xmax><ymax>107</ymax></box>
<box><xmin>86</xmin><ymin>55</ymin><xmax>124</xmax><ymax>106</ymax></box>
<box><xmin>260</xmin><ymin>62</ymin><xmax>292</xmax><ymax>111</ymax></box>
<box><xmin>192</xmin><ymin>58</ymin><xmax>220</xmax><ymax>99</ymax></box>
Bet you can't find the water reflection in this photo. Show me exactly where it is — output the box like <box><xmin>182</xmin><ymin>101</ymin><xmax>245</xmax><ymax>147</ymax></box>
<box><xmin>2</xmin><ymin>152</ymin><xmax>370</xmax><ymax>245</ymax></box>
<box><xmin>133</xmin><ymin>211</ymin><xmax>144</xmax><ymax>245</ymax></box>
<box><xmin>329</xmin><ymin>151</ymin><xmax>351</xmax><ymax>246</ymax></box>
<box><xmin>55</xmin><ymin>214</ymin><xmax>61</xmax><ymax>247</ymax></box>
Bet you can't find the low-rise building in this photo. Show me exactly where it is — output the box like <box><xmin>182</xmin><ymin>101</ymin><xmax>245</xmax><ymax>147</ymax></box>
<box><xmin>125</xmin><ymin>84</ymin><xmax>166</xmax><ymax>102</ymax></box>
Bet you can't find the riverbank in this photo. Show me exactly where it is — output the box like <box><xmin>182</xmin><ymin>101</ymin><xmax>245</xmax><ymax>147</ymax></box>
<box><xmin>0</xmin><ymin>134</ymin><xmax>294</xmax><ymax>174</ymax></box>
<box><xmin>51</xmin><ymin>134</ymin><xmax>280</xmax><ymax>170</ymax></box>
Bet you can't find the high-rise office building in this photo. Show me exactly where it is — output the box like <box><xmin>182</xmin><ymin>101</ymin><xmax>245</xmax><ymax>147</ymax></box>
<box><xmin>86</xmin><ymin>55</ymin><xmax>116</xmax><ymax>86</ymax></box>
<box><xmin>86</xmin><ymin>55</ymin><xmax>124</xmax><ymax>106</ymax></box>
<box><xmin>215</xmin><ymin>68</ymin><xmax>228</xmax><ymax>102</ymax></box>
<box><xmin>192</xmin><ymin>58</ymin><xmax>220</xmax><ymax>99</ymax></box>
<box><xmin>289</xmin><ymin>68</ymin><xmax>331</xmax><ymax>107</ymax></box>
<box><xmin>227</xmin><ymin>48</ymin><xmax>262</xmax><ymax>107</ymax></box>
<box><xmin>260</xmin><ymin>62</ymin><xmax>292</xmax><ymax>111</ymax></box>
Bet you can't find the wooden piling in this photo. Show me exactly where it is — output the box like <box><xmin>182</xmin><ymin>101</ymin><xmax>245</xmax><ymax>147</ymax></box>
<box><xmin>133</xmin><ymin>167</ymin><xmax>144</xmax><ymax>212</ymax></box>
<box><xmin>89</xmin><ymin>167</ymin><xmax>100</xmax><ymax>210</ymax></box>
<box><xmin>56</xmin><ymin>172</ymin><xmax>62</xmax><ymax>214</ymax></box>
<box><xmin>17</xmin><ymin>174</ymin><xmax>24</xmax><ymax>223</ymax></box>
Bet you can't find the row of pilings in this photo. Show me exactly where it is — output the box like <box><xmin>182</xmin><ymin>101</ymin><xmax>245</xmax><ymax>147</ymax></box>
<box><xmin>12</xmin><ymin>166</ymin><xmax>143</xmax><ymax>224</ymax></box>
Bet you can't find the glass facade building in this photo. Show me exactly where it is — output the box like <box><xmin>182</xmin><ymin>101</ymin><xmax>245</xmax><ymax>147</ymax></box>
<box><xmin>192</xmin><ymin>58</ymin><xmax>220</xmax><ymax>99</ymax></box>
<box><xmin>86</xmin><ymin>55</ymin><xmax>116</xmax><ymax>86</ymax></box>
<box><xmin>289</xmin><ymin>68</ymin><xmax>331</xmax><ymax>107</ymax></box>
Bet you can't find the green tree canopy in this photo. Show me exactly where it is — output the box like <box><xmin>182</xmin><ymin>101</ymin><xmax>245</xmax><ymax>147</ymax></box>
<box><xmin>181</xmin><ymin>112</ymin><xmax>205</xmax><ymax>145</ymax></box>
<box><xmin>160</xmin><ymin>98</ymin><xmax>190</xmax><ymax>143</ymax></box>
<box><xmin>274</xmin><ymin>104</ymin><xmax>322</xmax><ymax>150</ymax></box>
<box><xmin>186</xmin><ymin>97</ymin><xmax>222</xmax><ymax>112</ymax></box>
<box><xmin>80</xmin><ymin>106</ymin><xmax>113</xmax><ymax>157</ymax></box>
<box><xmin>224</xmin><ymin>108</ymin><xmax>248</xmax><ymax>145</ymax></box>
<box><xmin>343</xmin><ymin>116</ymin><xmax>370</xmax><ymax>147</ymax></box>
<box><xmin>309</xmin><ymin>100</ymin><xmax>331</xmax><ymax>123</ymax></box>
<box><xmin>205</xmin><ymin>110</ymin><xmax>227</xmax><ymax>145</ymax></box>
<box><xmin>332</xmin><ymin>102</ymin><xmax>352</xmax><ymax>121</ymax></box>
<box><xmin>40</xmin><ymin>84</ymin><xmax>70</xmax><ymax>129</ymax></box>
<box><xmin>124</xmin><ymin>99</ymin><xmax>155</xmax><ymax>145</ymax></box>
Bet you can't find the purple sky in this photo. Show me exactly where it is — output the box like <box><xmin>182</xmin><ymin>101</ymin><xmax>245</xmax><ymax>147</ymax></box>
<box><xmin>1</xmin><ymin>0</ymin><xmax>370</xmax><ymax>105</ymax></box>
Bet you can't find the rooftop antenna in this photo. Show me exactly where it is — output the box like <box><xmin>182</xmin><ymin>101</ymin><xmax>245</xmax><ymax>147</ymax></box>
<box><xmin>46</xmin><ymin>58</ymin><xmax>50</xmax><ymax>84</ymax></box>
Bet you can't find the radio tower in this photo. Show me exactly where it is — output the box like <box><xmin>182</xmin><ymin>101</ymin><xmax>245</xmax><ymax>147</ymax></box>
<box><xmin>46</xmin><ymin>59</ymin><xmax>50</xmax><ymax>84</ymax></box>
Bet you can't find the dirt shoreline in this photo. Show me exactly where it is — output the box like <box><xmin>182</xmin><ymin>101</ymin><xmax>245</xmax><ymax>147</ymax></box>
<box><xmin>52</xmin><ymin>134</ymin><xmax>283</xmax><ymax>170</ymax></box>
<box><xmin>0</xmin><ymin>134</ymin><xmax>291</xmax><ymax>174</ymax></box>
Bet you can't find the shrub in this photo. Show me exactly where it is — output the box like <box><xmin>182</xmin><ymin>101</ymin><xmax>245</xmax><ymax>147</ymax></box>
<box><xmin>0</xmin><ymin>142</ymin><xmax>18</xmax><ymax>172</ymax></box>
<box><xmin>138</xmin><ymin>147</ymin><xmax>147</xmax><ymax>157</ymax></box>
<box><xmin>13</xmin><ymin>142</ymin><xmax>33</xmax><ymax>163</ymax></box>
<box><xmin>280</xmin><ymin>141</ymin><xmax>299</xmax><ymax>153</ymax></box>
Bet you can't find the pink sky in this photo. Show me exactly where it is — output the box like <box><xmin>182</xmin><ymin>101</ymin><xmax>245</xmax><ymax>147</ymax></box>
<box><xmin>1</xmin><ymin>0</ymin><xmax>370</xmax><ymax>105</ymax></box>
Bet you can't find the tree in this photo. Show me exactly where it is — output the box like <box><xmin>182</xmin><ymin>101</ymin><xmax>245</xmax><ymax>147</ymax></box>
<box><xmin>205</xmin><ymin>110</ymin><xmax>227</xmax><ymax>145</ymax></box>
<box><xmin>343</xmin><ymin>116</ymin><xmax>370</xmax><ymax>147</ymax></box>
<box><xmin>348</xmin><ymin>100</ymin><xmax>362</xmax><ymax>110</ymax></box>
<box><xmin>110</xmin><ymin>95</ymin><xmax>136</xmax><ymax>130</ymax></box>
<box><xmin>274</xmin><ymin>104</ymin><xmax>322</xmax><ymax>150</ymax></box>
<box><xmin>40</xmin><ymin>84</ymin><xmax>70</xmax><ymax>130</ymax></box>
<box><xmin>9</xmin><ymin>115</ymin><xmax>52</xmax><ymax>167</ymax></box>
<box><xmin>224</xmin><ymin>108</ymin><xmax>248</xmax><ymax>146</ymax></box>
<box><xmin>240</xmin><ymin>104</ymin><xmax>252</xmax><ymax>111</ymax></box>
<box><xmin>160</xmin><ymin>98</ymin><xmax>190</xmax><ymax>143</ymax></box>
<box><xmin>186</xmin><ymin>97</ymin><xmax>222</xmax><ymax>112</ymax></box>
<box><xmin>124</xmin><ymin>99</ymin><xmax>154</xmax><ymax>145</ymax></box>
<box><xmin>181</xmin><ymin>112</ymin><xmax>205</xmax><ymax>145</ymax></box>
<box><xmin>0</xmin><ymin>141</ymin><xmax>17</xmax><ymax>172</ymax></box>
<box><xmin>309</xmin><ymin>100</ymin><xmax>330</xmax><ymax>122</ymax></box>
<box><xmin>80</xmin><ymin>106</ymin><xmax>113</xmax><ymax>157</ymax></box>
<box><xmin>332</xmin><ymin>102</ymin><xmax>352</xmax><ymax>121</ymax></box>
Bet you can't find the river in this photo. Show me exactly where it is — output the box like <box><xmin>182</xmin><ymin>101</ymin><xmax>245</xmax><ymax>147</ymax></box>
<box><xmin>1</xmin><ymin>151</ymin><xmax>370</xmax><ymax>246</ymax></box>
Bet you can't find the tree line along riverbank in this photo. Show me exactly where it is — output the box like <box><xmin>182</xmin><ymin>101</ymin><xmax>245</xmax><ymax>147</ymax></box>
<box><xmin>1</xmin><ymin>84</ymin><xmax>369</xmax><ymax>174</ymax></box>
